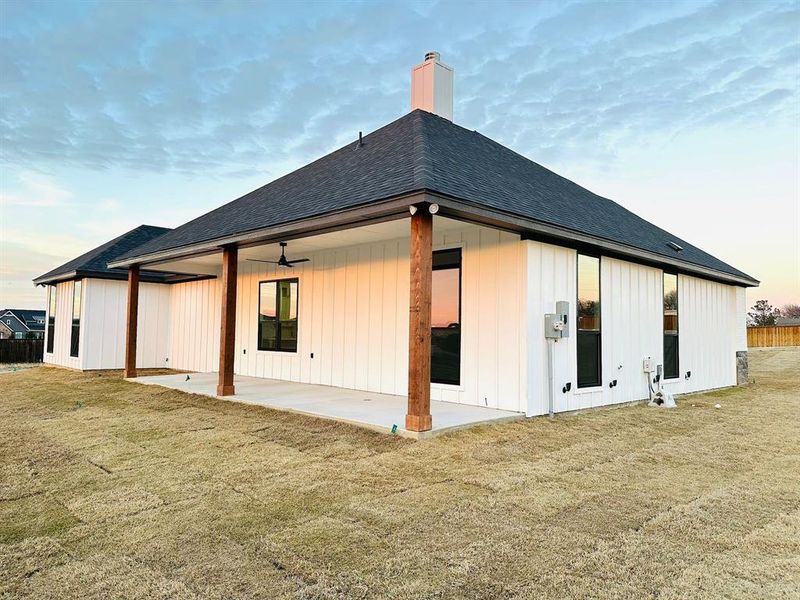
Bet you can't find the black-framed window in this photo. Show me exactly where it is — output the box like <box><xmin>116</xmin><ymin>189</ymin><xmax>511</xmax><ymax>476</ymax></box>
<box><xmin>431</xmin><ymin>248</ymin><xmax>461</xmax><ymax>385</ymax></box>
<box><xmin>70</xmin><ymin>280</ymin><xmax>82</xmax><ymax>357</ymax></box>
<box><xmin>577</xmin><ymin>254</ymin><xmax>601</xmax><ymax>388</ymax></box>
<box><xmin>46</xmin><ymin>286</ymin><xmax>56</xmax><ymax>354</ymax></box>
<box><xmin>258</xmin><ymin>278</ymin><xmax>298</xmax><ymax>352</ymax></box>
<box><xmin>663</xmin><ymin>272</ymin><xmax>679</xmax><ymax>379</ymax></box>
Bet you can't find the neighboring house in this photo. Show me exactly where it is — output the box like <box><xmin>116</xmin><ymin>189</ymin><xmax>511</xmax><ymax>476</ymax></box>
<box><xmin>775</xmin><ymin>317</ymin><xmax>800</xmax><ymax>326</ymax></box>
<box><xmin>0</xmin><ymin>309</ymin><xmax>46</xmax><ymax>339</ymax></box>
<box><xmin>35</xmin><ymin>53</ymin><xmax>758</xmax><ymax>433</ymax></box>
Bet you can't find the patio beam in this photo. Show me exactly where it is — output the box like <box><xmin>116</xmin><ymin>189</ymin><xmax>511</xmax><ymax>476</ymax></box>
<box><xmin>217</xmin><ymin>245</ymin><xmax>238</xmax><ymax>396</ymax></box>
<box><xmin>406</xmin><ymin>207</ymin><xmax>433</xmax><ymax>432</ymax></box>
<box><xmin>123</xmin><ymin>266</ymin><xmax>140</xmax><ymax>378</ymax></box>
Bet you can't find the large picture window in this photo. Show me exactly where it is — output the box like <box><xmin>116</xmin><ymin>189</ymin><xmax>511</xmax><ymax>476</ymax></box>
<box><xmin>431</xmin><ymin>248</ymin><xmax>461</xmax><ymax>385</ymax></box>
<box><xmin>577</xmin><ymin>254</ymin><xmax>601</xmax><ymax>388</ymax></box>
<box><xmin>46</xmin><ymin>286</ymin><xmax>56</xmax><ymax>354</ymax></box>
<box><xmin>70</xmin><ymin>281</ymin><xmax>82</xmax><ymax>357</ymax></box>
<box><xmin>258</xmin><ymin>279</ymin><xmax>298</xmax><ymax>352</ymax></box>
<box><xmin>663</xmin><ymin>272</ymin><xmax>679</xmax><ymax>379</ymax></box>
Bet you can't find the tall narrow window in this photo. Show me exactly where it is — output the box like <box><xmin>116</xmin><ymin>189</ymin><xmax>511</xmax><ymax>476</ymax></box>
<box><xmin>70</xmin><ymin>281</ymin><xmax>82</xmax><ymax>357</ymax></box>
<box><xmin>663</xmin><ymin>272</ymin><xmax>679</xmax><ymax>379</ymax></box>
<box><xmin>431</xmin><ymin>248</ymin><xmax>461</xmax><ymax>385</ymax></box>
<box><xmin>258</xmin><ymin>278</ymin><xmax>298</xmax><ymax>352</ymax></box>
<box><xmin>577</xmin><ymin>254</ymin><xmax>601</xmax><ymax>388</ymax></box>
<box><xmin>46</xmin><ymin>286</ymin><xmax>56</xmax><ymax>354</ymax></box>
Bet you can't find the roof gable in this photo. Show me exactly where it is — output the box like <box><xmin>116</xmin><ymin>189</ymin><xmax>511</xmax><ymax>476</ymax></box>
<box><xmin>1</xmin><ymin>309</ymin><xmax>45</xmax><ymax>330</ymax></box>
<box><xmin>0</xmin><ymin>311</ymin><xmax>29</xmax><ymax>332</ymax></box>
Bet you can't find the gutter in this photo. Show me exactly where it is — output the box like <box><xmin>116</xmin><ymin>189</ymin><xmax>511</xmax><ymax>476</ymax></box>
<box><xmin>108</xmin><ymin>194</ymin><xmax>420</xmax><ymax>269</ymax></box>
<box><xmin>427</xmin><ymin>193</ymin><xmax>760</xmax><ymax>288</ymax></box>
<box><xmin>107</xmin><ymin>189</ymin><xmax>759</xmax><ymax>288</ymax></box>
<box><xmin>33</xmin><ymin>269</ymin><xmax>214</xmax><ymax>287</ymax></box>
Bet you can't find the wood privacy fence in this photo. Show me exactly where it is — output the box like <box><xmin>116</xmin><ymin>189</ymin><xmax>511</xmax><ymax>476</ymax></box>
<box><xmin>747</xmin><ymin>326</ymin><xmax>800</xmax><ymax>348</ymax></box>
<box><xmin>0</xmin><ymin>339</ymin><xmax>44</xmax><ymax>363</ymax></box>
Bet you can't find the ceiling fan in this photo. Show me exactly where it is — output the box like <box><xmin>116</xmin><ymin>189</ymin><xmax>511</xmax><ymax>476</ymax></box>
<box><xmin>247</xmin><ymin>242</ymin><xmax>310</xmax><ymax>268</ymax></box>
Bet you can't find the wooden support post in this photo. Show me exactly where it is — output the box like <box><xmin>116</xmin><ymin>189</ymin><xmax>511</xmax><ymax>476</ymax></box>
<box><xmin>217</xmin><ymin>245</ymin><xmax>238</xmax><ymax>396</ymax></box>
<box><xmin>406</xmin><ymin>208</ymin><xmax>433</xmax><ymax>432</ymax></box>
<box><xmin>123</xmin><ymin>265</ymin><xmax>140</xmax><ymax>379</ymax></box>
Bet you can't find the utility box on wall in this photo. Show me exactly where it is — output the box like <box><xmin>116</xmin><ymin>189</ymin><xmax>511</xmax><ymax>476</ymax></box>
<box><xmin>545</xmin><ymin>301</ymin><xmax>570</xmax><ymax>340</ymax></box>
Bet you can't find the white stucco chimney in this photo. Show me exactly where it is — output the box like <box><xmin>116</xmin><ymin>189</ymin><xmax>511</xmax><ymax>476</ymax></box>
<box><xmin>411</xmin><ymin>51</ymin><xmax>453</xmax><ymax>121</ymax></box>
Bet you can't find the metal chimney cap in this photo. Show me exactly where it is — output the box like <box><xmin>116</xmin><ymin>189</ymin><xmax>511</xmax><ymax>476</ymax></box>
<box><xmin>424</xmin><ymin>51</ymin><xmax>440</xmax><ymax>62</ymax></box>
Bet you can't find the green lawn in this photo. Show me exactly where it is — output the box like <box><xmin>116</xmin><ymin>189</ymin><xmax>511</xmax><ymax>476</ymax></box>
<box><xmin>1</xmin><ymin>348</ymin><xmax>799</xmax><ymax>599</ymax></box>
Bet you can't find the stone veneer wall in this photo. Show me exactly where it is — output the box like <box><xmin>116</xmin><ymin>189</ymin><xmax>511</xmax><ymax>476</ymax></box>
<box><xmin>736</xmin><ymin>350</ymin><xmax>749</xmax><ymax>385</ymax></box>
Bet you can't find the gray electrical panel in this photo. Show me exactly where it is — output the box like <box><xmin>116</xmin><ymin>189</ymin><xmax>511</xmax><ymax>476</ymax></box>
<box><xmin>544</xmin><ymin>301</ymin><xmax>570</xmax><ymax>339</ymax></box>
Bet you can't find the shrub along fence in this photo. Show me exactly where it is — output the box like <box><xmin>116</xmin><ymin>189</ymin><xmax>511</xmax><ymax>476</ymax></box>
<box><xmin>0</xmin><ymin>339</ymin><xmax>44</xmax><ymax>363</ymax></box>
<box><xmin>747</xmin><ymin>325</ymin><xmax>800</xmax><ymax>348</ymax></box>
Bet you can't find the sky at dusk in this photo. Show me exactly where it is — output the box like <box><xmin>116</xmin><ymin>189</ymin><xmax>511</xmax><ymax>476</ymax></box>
<box><xmin>1</xmin><ymin>0</ymin><xmax>798</xmax><ymax>310</ymax></box>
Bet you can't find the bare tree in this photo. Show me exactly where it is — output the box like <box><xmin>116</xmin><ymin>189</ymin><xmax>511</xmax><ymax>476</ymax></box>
<box><xmin>781</xmin><ymin>303</ymin><xmax>800</xmax><ymax>318</ymax></box>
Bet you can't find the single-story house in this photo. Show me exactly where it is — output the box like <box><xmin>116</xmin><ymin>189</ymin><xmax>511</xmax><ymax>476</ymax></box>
<box><xmin>35</xmin><ymin>53</ymin><xmax>758</xmax><ymax>435</ymax></box>
<box><xmin>0</xmin><ymin>309</ymin><xmax>46</xmax><ymax>339</ymax></box>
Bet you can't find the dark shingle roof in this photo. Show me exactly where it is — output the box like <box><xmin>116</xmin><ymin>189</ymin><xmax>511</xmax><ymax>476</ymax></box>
<box><xmin>116</xmin><ymin>110</ymin><xmax>755</xmax><ymax>284</ymax></box>
<box><xmin>0</xmin><ymin>311</ymin><xmax>32</xmax><ymax>333</ymax></box>
<box><xmin>2</xmin><ymin>309</ymin><xmax>46</xmax><ymax>331</ymax></box>
<box><xmin>34</xmin><ymin>225</ymin><xmax>171</xmax><ymax>285</ymax></box>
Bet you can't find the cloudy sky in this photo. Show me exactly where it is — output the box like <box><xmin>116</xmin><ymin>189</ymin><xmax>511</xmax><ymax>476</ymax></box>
<box><xmin>1</xmin><ymin>0</ymin><xmax>798</xmax><ymax>310</ymax></box>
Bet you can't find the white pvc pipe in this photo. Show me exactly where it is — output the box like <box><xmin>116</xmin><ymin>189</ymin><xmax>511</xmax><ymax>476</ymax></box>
<box><xmin>547</xmin><ymin>338</ymin><xmax>555</xmax><ymax>418</ymax></box>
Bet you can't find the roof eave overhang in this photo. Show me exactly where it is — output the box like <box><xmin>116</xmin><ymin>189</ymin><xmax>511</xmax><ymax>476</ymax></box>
<box><xmin>107</xmin><ymin>189</ymin><xmax>758</xmax><ymax>288</ymax></box>
<box><xmin>428</xmin><ymin>193</ymin><xmax>760</xmax><ymax>288</ymax></box>
<box><xmin>108</xmin><ymin>193</ymin><xmax>422</xmax><ymax>269</ymax></box>
<box><xmin>33</xmin><ymin>270</ymin><xmax>80</xmax><ymax>286</ymax></box>
<box><xmin>33</xmin><ymin>269</ymin><xmax>204</xmax><ymax>286</ymax></box>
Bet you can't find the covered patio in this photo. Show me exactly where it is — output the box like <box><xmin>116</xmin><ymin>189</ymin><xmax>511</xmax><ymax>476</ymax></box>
<box><xmin>112</xmin><ymin>202</ymin><xmax>519</xmax><ymax>436</ymax></box>
<box><xmin>133</xmin><ymin>371</ymin><xmax>522</xmax><ymax>439</ymax></box>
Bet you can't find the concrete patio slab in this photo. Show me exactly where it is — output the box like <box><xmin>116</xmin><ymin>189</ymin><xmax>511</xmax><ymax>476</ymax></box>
<box><xmin>132</xmin><ymin>372</ymin><xmax>523</xmax><ymax>439</ymax></box>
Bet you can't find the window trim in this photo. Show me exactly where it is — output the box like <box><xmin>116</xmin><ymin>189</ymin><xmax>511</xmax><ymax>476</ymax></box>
<box><xmin>431</xmin><ymin>244</ymin><xmax>463</xmax><ymax>387</ymax></box>
<box><xmin>70</xmin><ymin>280</ymin><xmax>82</xmax><ymax>358</ymax></box>
<box><xmin>662</xmin><ymin>271</ymin><xmax>680</xmax><ymax>380</ymax></box>
<box><xmin>46</xmin><ymin>285</ymin><xmax>56</xmax><ymax>354</ymax></box>
<box><xmin>257</xmin><ymin>277</ymin><xmax>299</xmax><ymax>353</ymax></box>
<box><xmin>576</xmin><ymin>252</ymin><xmax>602</xmax><ymax>389</ymax></box>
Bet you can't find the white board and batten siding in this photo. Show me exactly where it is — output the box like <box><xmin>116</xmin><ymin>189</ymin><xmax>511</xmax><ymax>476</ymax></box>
<box><xmin>168</xmin><ymin>278</ymin><xmax>222</xmax><ymax>374</ymax></box>
<box><xmin>44</xmin><ymin>227</ymin><xmax>748</xmax><ymax>418</ymax></box>
<box><xmin>168</xmin><ymin>224</ymin><xmax>528</xmax><ymax>413</ymax></box>
<box><xmin>662</xmin><ymin>274</ymin><xmax>741</xmax><ymax>395</ymax></box>
<box><xmin>43</xmin><ymin>280</ymin><xmax>82</xmax><ymax>370</ymax></box>
<box><xmin>44</xmin><ymin>278</ymin><xmax>171</xmax><ymax>370</ymax></box>
<box><xmin>81</xmin><ymin>279</ymin><xmax>171</xmax><ymax>370</ymax></box>
<box><xmin>523</xmin><ymin>239</ymin><xmax>746</xmax><ymax>416</ymax></box>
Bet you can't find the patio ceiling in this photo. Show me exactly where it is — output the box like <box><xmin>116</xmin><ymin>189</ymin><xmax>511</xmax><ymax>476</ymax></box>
<box><xmin>141</xmin><ymin>216</ymin><xmax>471</xmax><ymax>277</ymax></box>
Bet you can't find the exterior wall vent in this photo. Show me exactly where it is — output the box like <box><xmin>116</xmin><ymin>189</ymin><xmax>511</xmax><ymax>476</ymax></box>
<box><xmin>411</xmin><ymin>51</ymin><xmax>453</xmax><ymax>121</ymax></box>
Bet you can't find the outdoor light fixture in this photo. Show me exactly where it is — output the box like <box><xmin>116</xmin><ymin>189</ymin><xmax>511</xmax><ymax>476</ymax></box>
<box><xmin>409</xmin><ymin>205</ymin><xmax>418</xmax><ymax>215</ymax></box>
<box><xmin>429</xmin><ymin>203</ymin><xmax>440</xmax><ymax>214</ymax></box>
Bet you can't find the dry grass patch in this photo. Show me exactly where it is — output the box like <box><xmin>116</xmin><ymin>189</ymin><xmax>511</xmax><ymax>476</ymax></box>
<box><xmin>1</xmin><ymin>349</ymin><xmax>799</xmax><ymax>599</ymax></box>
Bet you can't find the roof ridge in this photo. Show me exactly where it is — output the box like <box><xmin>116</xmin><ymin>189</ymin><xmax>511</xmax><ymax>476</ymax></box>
<box><xmin>411</xmin><ymin>110</ymin><xmax>434</xmax><ymax>189</ymax></box>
